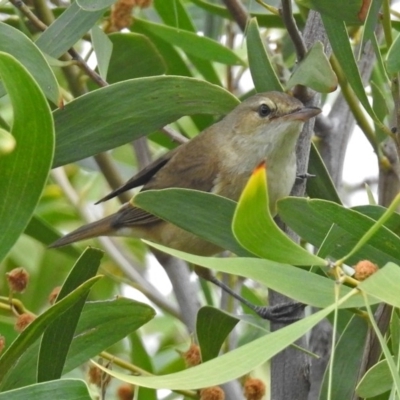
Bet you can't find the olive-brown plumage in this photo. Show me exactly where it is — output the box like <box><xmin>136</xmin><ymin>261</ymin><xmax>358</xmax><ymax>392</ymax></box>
<box><xmin>50</xmin><ymin>92</ymin><xmax>320</xmax><ymax>254</ymax></box>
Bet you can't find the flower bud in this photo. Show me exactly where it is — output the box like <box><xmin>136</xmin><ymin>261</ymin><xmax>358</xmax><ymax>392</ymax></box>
<box><xmin>244</xmin><ymin>377</ymin><xmax>266</xmax><ymax>400</ymax></box>
<box><xmin>116</xmin><ymin>384</ymin><xmax>135</xmax><ymax>400</ymax></box>
<box><xmin>15</xmin><ymin>313</ymin><xmax>36</xmax><ymax>332</ymax></box>
<box><xmin>6</xmin><ymin>268</ymin><xmax>29</xmax><ymax>293</ymax></box>
<box><xmin>200</xmin><ymin>386</ymin><xmax>225</xmax><ymax>400</ymax></box>
<box><xmin>354</xmin><ymin>260</ymin><xmax>378</xmax><ymax>281</ymax></box>
<box><xmin>183</xmin><ymin>343</ymin><xmax>201</xmax><ymax>367</ymax></box>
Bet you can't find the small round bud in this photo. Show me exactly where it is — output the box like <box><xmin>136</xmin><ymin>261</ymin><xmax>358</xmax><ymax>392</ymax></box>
<box><xmin>354</xmin><ymin>260</ymin><xmax>378</xmax><ymax>281</ymax></box>
<box><xmin>244</xmin><ymin>377</ymin><xmax>266</xmax><ymax>400</ymax></box>
<box><xmin>15</xmin><ymin>313</ymin><xmax>36</xmax><ymax>332</ymax></box>
<box><xmin>48</xmin><ymin>286</ymin><xmax>62</xmax><ymax>305</ymax></box>
<box><xmin>0</xmin><ymin>335</ymin><xmax>5</xmax><ymax>354</ymax></box>
<box><xmin>6</xmin><ymin>268</ymin><xmax>29</xmax><ymax>293</ymax></box>
<box><xmin>116</xmin><ymin>384</ymin><xmax>135</xmax><ymax>400</ymax></box>
<box><xmin>88</xmin><ymin>364</ymin><xmax>112</xmax><ymax>389</ymax></box>
<box><xmin>200</xmin><ymin>386</ymin><xmax>225</xmax><ymax>400</ymax></box>
<box><xmin>183</xmin><ymin>343</ymin><xmax>201</xmax><ymax>367</ymax></box>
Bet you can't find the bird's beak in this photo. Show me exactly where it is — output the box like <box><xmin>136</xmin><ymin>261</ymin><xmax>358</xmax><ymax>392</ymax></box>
<box><xmin>285</xmin><ymin>106</ymin><xmax>321</xmax><ymax>122</ymax></box>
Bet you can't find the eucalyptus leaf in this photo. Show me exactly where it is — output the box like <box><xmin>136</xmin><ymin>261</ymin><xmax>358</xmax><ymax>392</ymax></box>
<box><xmin>197</xmin><ymin>307</ymin><xmax>239</xmax><ymax>362</ymax></box>
<box><xmin>0</xmin><ymin>53</ymin><xmax>54</xmax><ymax>263</ymax></box>
<box><xmin>0</xmin><ymin>22</ymin><xmax>59</xmax><ymax>104</ymax></box>
<box><xmin>36</xmin><ymin>2</ymin><xmax>106</xmax><ymax>59</ymax></box>
<box><xmin>233</xmin><ymin>164</ymin><xmax>327</xmax><ymax>266</ymax></box>
<box><xmin>134</xmin><ymin>18</ymin><xmax>244</xmax><ymax>66</ymax></box>
<box><xmin>91</xmin><ymin>25</ymin><xmax>112</xmax><ymax>80</ymax></box>
<box><xmin>92</xmin><ymin>302</ymin><xmax>347</xmax><ymax>390</ymax></box>
<box><xmin>356</xmin><ymin>358</ymin><xmax>393</xmax><ymax>398</ymax></box>
<box><xmin>278</xmin><ymin>198</ymin><xmax>400</xmax><ymax>266</ymax></box>
<box><xmin>286</xmin><ymin>41</ymin><xmax>337</xmax><ymax>93</ymax></box>
<box><xmin>246</xmin><ymin>18</ymin><xmax>283</xmax><ymax>92</ymax></box>
<box><xmin>53</xmin><ymin>77</ymin><xmax>239</xmax><ymax>167</ymax></box>
<box><xmin>38</xmin><ymin>248</ymin><xmax>104</xmax><ymax>382</ymax></box>
<box><xmin>0</xmin><ymin>379</ymin><xmax>91</xmax><ymax>400</ymax></box>
<box><xmin>0</xmin><ymin>276</ymin><xmax>102</xmax><ymax>381</ymax></box>
<box><xmin>143</xmin><ymin>241</ymin><xmax>378</xmax><ymax>310</ymax></box>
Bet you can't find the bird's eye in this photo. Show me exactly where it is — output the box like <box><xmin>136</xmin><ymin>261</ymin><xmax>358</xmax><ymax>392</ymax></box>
<box><xmin>258</xmin><ymin>103</ymin><xmax>272</xmax><ymax>117</ymax></box>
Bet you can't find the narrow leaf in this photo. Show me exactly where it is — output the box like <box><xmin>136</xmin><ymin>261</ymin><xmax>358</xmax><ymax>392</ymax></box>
<box><xmin>233</xmin><ymin>164</ymin><xmax>327</xmax><ymax>266</ymax></box>
<box><xmin>0</xmin><ymin>379</ymin><xmax>91</xmax><ymax>400</ymax></box>
<box><xmin>197</xmin><ymin>307</ymin><xmax>239</xmax><ymax>362</ymax></box>
<box><xmin>37</xmin><ymin>248</ymin><xmax>104</xmax><ymax>382</ymax></box>
<box><xmin>0</xmin><ymin>52</ymin><xmax>54</xmax><ymax>262</ymax></box>
<box><xmin>91</xmin><ymin>25</ymin><xmax>113</xmax><ymax>80</ymax></box>
<box><xmin>36</xmin><ymin>2</ymin><xmax>106</xmax><ymax>58</ymax></box>
<box><xmin>246</xmin><ymin>18</ymin><xmax>283</xmax><ymax>92</ymax></box>
<box><xmin>0</xmin><ymin>276</ymin><xmax>102</xmax><ymax>381</ymax></box>
<box><xmin>0</xmin><ymin>22</ymin><xmax>59</xmax><ymax>104</ymax></box>
<box><xmin>53</xmin><ymin>77</ymin><xmax>239</xmax><ymax>167</ymax></box>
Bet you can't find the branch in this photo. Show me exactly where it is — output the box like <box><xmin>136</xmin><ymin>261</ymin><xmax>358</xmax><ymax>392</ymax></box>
<box><xmin>221</xmin><ymin>0</ymin><xmax>248</xmax><ymax>32</ymax></box>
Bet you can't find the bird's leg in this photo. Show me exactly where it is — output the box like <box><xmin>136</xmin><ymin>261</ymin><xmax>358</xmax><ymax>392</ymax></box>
<box><xmin>296</xmin><ymin>172</ymin><xmax>316</xmax><ymax>181</ymax></box>
<box><xmin>194</xmin><ymin>266</ymin><xmax>305</xmax><ymax>323</ymax></box>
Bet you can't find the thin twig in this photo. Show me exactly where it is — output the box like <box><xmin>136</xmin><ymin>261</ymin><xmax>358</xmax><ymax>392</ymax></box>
<box><xmin>161</xmin><ymin>126</ymin><xmax>189</xmax><ymax>145</ymax></box>
<box><xmin>221</xmin><ymin>0</ymin><xmax>248</xmax><ymax>32</ymax></box>
<box><xmin>280</xmin><ymin>0</ymin><xmax>306</xmax><ymax>61</ymax></box>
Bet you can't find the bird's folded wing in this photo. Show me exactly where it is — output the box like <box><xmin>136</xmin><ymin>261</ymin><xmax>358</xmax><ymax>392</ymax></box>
<box><xmin>95</xmin><ymin>148</ymin><xmax>179</xmax><ymax>204</ymax></box>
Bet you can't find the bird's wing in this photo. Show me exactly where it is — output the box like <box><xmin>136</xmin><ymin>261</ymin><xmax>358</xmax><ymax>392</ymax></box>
<box><xmin>95</xmin><ymin>148</ymin><xmax>179</xmax><ymax>204</ymax></box>
<box><xmin>108</xmin><ymin>135</ymin><xmax>221</xmax><ymax>228</ymax></box>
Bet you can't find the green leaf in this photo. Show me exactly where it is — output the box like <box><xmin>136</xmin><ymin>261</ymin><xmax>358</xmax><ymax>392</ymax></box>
<box><xmin>0</xmin><ymin>52</ymin><xmax>54</xmax><ymax>263</ymax></box>
<box><xmin>91</xmin><ymin>25</ymin><xmax>112</xmax><ymax>81</ymax></box>
<box><xmin>307</xmin><ymin>143</ymin><xmax>341</xmax><ymax>204</ymax></box>
<box><xmin>0</xmin><ymin>298</ymin><xmax>154</xmax><ymax>390</ymax></box>
<box><xmin>154</xmin><ymin>0</ymin><xmax>222</xmax><ymax>86</ymax></box>
<box><xmin>298</xmin><ymin>0</ymin><xmax>370</xmax><ymax>25</ymax></box>
<box><xmin>0</xmin><ymin>22</ymin><xmax>59</xmax><ymax>105</ymax></box>
<box><xmin>387</xmin><ymin>33</ymin><xmax>400</xmax><ymax>74</ymax></box>
<box><xmin>278</xmin><ymin>198</ymin><xmax>400</xmax><ymax>266</ymax></box>
<box><xmin>356</xmin><ymin>358</ymin><xmax>393</xmax><ymax>398</ymax></box>
<box><xmin>0</xmin><ymin>128</ymin><xmax>16</xmax><ymax>155</ymax></box>
<box><xmin>107</xmin><ymin>33</ymin><xmax>166</xmax><ymax>83</ymax></box>
<box><xmin>246</xmin><ymin>18</ymin><xmax>283</xmax><ymax>92</ymax></box>
<box><xmin>286</xmin><ymin>41</ymin><xmax>337</xmax><ymax>93</ymax></box>
<box><xmin>197</xmin><ymin>307</ymin><xmax>239</xmax><ymax>362</ymax></box>
<box><xmin>143</xmin><ymin>242</ymin><xmax>378</xmax><ymax>310</ymax></box>
<box><xmin>92</xmin><ymin>301</ymin><xmax>348</xmax><ymax>390</ymax></box>
<box><xmin>134</xmin><ymin>18</ymin><xmax>244</xmax><ymax>66</ymax></box>
<box><xmin>0</xmin><ymin>379</ymin><xmax>91</xmax><ymax>400</ymax></box>
<box><xmin>322</xmin><ymin>15</ymin><xmax>380</xmax><ymax>124</ymax></box>
<box><xmin>63</xmin><ymin>297</ymin><xmax>156</xmax><ymax>374</ymax></box>
<box><xmin>35</xmin><ymin>2</ymin><xmax>106</xmax><ymax>59</ymax></box>
<box><xmin>134</xmin><ymin>189</ymin><xmax>251</xmax><ymax>257</ymax></box>
<box><xmin>38</xmin><ymin>248</ymin><xmax>104</xmax><ymax>382</ymax></box>
<box><xmin>359</xmin><ymin>262</ymin><xmax>400</xmax><ymax>308</ymax></box>
<box><xmin>233</xmin><ymin>164</ymin><xmax>327</xmax><ymax>266</ymax></box>
<box><xmin>0</xmin><ymin>276</ymin><xmax>102</xmax><ymax>382</ymax></box>
<box><xmin>319</xmin><ymin>315</ymin><xmax>369</xmax><ymax>399</ymax></box>
<box><xmin>76</xmin><ymin>0</ymin><xmax>116</xmax><ymax>11</ymax></box>
<box><xmin>53</xmin><ymin>76</ymin><xmax>239</xmax><ymax>167</ymax></box>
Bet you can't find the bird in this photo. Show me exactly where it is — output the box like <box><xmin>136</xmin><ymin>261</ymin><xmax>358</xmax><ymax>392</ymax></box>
<box><xmin>50</xmin><ymin>91</ymin><xmax>320</xmax><ymax>254</ymax></box>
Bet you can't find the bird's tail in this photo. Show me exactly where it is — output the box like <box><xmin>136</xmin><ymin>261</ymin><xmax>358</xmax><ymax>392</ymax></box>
<box><xmin>49</xmin><ymin>215</ymin><xmax>116</xmax><ymax>248</ymax></box>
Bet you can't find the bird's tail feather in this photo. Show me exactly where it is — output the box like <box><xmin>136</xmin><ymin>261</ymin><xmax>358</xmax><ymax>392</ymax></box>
<box><xmin>49</xmin><ymin>215</ymin><xmax>115</xmax><ymax>248</ymax></box>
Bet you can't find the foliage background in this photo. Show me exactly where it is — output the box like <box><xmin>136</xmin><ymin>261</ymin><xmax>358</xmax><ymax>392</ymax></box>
<box><xmin>1</xmin><ymin>0</ymin><xmax>400</xmax><ymax>399</ymax></box>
